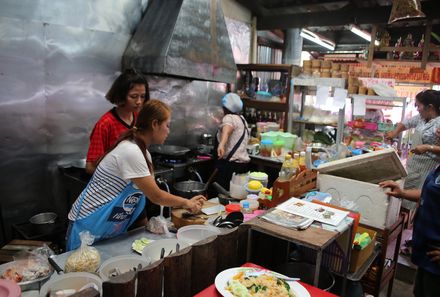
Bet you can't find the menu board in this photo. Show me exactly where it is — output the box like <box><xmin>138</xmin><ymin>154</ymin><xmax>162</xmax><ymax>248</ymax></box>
<box><xmin>276</xmin><ymin>197</ymin><xmax>349</xmax><ymax>226</ymax></box>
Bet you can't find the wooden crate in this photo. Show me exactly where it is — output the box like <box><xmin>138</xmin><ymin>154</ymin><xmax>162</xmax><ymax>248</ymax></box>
<box><xmin>259</xmin><ymin>169</ymin><xmax>317</xmax><ymax>209</ymax></box>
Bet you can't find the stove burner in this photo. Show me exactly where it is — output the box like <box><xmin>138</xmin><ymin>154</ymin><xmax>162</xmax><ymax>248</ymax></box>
<box><xmin>162</xmin><ymin>158</ymin><xmax>185</xmax><ymax>164</ymax></box>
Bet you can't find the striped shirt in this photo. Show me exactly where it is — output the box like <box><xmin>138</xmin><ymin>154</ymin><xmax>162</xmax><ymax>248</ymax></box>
<box><xmin>69</xmin><ymin>140</ymin><xmax>150</xmax><ymax>220</ymax></box>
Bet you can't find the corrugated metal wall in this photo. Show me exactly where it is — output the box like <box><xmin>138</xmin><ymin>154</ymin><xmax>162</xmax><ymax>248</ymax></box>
<box><xmin>0</xmin><ymin>0</ymin><xmax>250</xmax><ymax>245</ymax></box>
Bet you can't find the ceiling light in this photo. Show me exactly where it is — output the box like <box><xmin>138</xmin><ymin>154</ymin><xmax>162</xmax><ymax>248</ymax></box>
<box><xmin>300</xmin><ymin>29</ymin><xmax>335</xmax><ymax>51</ymax></box>
<box><xmin>350</xmin><ymin>25</ymin><xmax>380</xmax><ymax>46</ymax></box>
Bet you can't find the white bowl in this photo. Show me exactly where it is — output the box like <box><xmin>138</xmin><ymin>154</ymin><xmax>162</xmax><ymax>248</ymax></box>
<box><xmin>141</xmin><ymin>239</ymin><xmax>189</xmax><ymax>263</ymax></box>
<box><xmin>39</xmin><ymin>272</ymin><xmax>102</xmax><ymax>297</ymax></box>
<box><xmin>98</xmin><ymin>255</ymin><xmax>149</xmax><ymax>281</ymax></box>
<box><xmin>177</xmin><ymin>225</ymin><xmax>221</xmax><ymax>245</ymax></box>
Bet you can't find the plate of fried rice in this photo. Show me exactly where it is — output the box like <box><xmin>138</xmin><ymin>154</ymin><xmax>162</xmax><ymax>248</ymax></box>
<box><xmin>215</xmin><ymin>267</ymin><xmax>310</xmax><ymax>297</ymax></box>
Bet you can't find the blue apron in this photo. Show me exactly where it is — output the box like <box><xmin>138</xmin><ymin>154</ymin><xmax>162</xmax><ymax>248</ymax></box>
<box><xmin>66</xmin><ymin>182</ymin><xmax>146</xmax><ymax>251</ymax></box>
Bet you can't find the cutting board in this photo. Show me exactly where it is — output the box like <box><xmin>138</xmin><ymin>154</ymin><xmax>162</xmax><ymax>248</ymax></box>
<box><xmin>171</xmin><ymin>201</ymin><xmax>219</xmax><ymax>229</ymax></box>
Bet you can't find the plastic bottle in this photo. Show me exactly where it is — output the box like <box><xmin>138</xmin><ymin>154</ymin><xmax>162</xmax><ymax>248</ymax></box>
<box><xmin>299</xmin><ymin>151</ymin><xmax>307</xmax><ymax>172</ymax></box>
<box><xmin>241</xmin><ymin>200</ymin><xmax>252</xmax><ymax>214</ymax></box>
<box><xmin>279</xmin><ymin>154</ymin><xmax>296</xmax><ymax>181</ymax></box>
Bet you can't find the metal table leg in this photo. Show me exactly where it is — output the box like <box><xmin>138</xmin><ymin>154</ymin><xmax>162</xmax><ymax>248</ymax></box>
<box><xmin>246</xmin><ymin>229</ymin><xmax>253</xmax><ymax>262</ymax></box>
<box><xmin>341</xmin><ymin>222</ymin><xmax>354</xmax><ymax>297</ymax></box>
<box><xmin>314</xmin><ymin>250</ymin><xmax>322</xmax><ymax>287</ymax></box>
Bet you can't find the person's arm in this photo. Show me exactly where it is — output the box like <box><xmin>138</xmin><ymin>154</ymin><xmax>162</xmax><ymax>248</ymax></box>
<box><xmin>427</xmin><ymin>247</ymin><xmax>440</xmax><ymax>264</ymax></box>
<box><xmin>378</xmin><ymin>180</ymin><xmax>421</xmax><ymax>202</ymax></box>
<box><xmin>132</xmin><ymin>175</ymin><xmax>206</xmax><ymax>213</ymax></box>
<box><xmin>86</xmin><ymin>122</ymin><xmax>108</xmax><ymax>174</ymax></box>
<box><xmin>217</xmin><ymin>124</ymin><xmax>233</xmax><ymax>159</ymax></box>
<box><xmin>385</xmin><ymin>123</ymin><xmax>407</xmax><ymax>140</ymax></box>
<box><xmin>85</xmin><ymin>161</ymin><xmax>97</xmax><ymax>175</ymax></box>
<box><xmin>412</xmin><ymin>144</ymin><xmax>440</xmax><ymax>155</ymax></box>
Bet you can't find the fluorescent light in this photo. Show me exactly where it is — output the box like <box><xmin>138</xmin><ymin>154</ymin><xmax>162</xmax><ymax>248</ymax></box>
<box><xmin>350</xmin><ymin>25</ymin><xmax>380</xmax><ymax>46</ymax></box>
<box><xmin>300</xmin><ymin>29</ymin><xmax>335</xmax><ymax>51</ymax></box>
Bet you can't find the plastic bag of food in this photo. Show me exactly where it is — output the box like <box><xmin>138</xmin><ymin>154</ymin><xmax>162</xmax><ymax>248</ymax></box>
<box><xmin>64</xmin><ymin>231</ymin><xmax>100</xmax><ymax>273</ymax></box>
<box><xmin>145</xmin><ymin>216</ymin><xmax>173</xmax><ymax>237</ymax></box>
<box><xmin>388</xmin><ymin>0</ymin><xmax>425</xmax><ymax>24</ymax></box>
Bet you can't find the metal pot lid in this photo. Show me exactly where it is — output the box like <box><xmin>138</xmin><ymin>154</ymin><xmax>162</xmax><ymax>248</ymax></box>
<box><xmin>149</xmin><ymin>145</ymin><xmax>190</xmax><ymax>156</ymax></box>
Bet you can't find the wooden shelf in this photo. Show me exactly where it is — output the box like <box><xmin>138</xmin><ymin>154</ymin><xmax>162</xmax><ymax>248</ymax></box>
<box><xmin>291</xmin><ymin>119</ymin><xmax>338</xmax><ymax>127</ymax></box>
<box><xmin>241</xmin><ymin>97</ymin><xmax>288</xmax><ymax>112</ymax></box>
<box><xmin>377</xmin><ymin>45</ymin><xmax>440</xmax><ymax>52</ymax></box>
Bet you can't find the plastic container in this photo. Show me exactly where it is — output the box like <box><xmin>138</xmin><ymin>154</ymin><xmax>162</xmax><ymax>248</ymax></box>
<box><xmin>142</xmin><ymin>239</ymin><xmax>189</xmax><ymax>263</ymax></box>
<box><xmin>39</xmin><ymin>272</ymin><xmax>102</xmax><ymax>297</ymax></box>
<box><xmin>299</xmin><ymin>151</ymin><xmax>307</xmax><ymax>171</ymax></box>
<box><xmin>225</xmin><ymin>204</ymin><xmax>241</xmax><ymax>213</ymax></box>
<box><xmin>240</xmin><ymin>198</ymin><xmax>259</xmax><ymax>211</ymax></box>
<box><xmin>229</xmin><ymin>181</ymin><xmax>247</xmax><ymax>199</ymax></box>
<box><xmin>99</xmin><ymin>255</ymin><xmax>149</xmax><ymax>281</ymax></box>
<box><xmin>259</xmin><ymin>139</ymin><xmax>273</xmax><ymax>157</ymax></box>
<box><xmin>176</xmin><ymin>225</ymin><xmax>221</xmax><ymax>245</ymax></box>
<box><xmin>273</xmin><ymin>140</ymin><xmax>285</xmax><ymax>156</ymax></box>
<box><xmin>260</xmin><ymin>131</ymin><xmax>278</xmax><ymax>143</ymax></box>
<box><xmin>280</xmin><ymin>133</ymin><xmax>297</xmax><ymax>151</ymax></box>
<box><xmin>248</xmin><ymin>172</ymin><xmax>268</xmax><ymax>188</ymax></box>
<box><xmin>241</xmin><ymin>201</ymin><xmax>252</xmax><ymax>214</ymax></box>
<box><xmin>245</xmin><ymin>180</ymin><xmax>263</xmax><ymax>195</ymax></box>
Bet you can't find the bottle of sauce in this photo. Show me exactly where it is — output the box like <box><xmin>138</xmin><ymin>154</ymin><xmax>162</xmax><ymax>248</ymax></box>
<box><xmin>299</xmin><ymin>151</ymin><xmax>307</xmax><ymax>172</ymax></box>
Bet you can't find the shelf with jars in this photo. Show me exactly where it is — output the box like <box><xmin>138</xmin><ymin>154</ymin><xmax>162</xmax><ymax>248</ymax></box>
<box><xmin>235</xmin><ymin>64</ymin><xmax>301</xmax><ymax>132</ymax></box>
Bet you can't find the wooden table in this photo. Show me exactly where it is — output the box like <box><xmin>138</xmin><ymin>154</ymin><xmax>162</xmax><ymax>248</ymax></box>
<box><xmin>194</xmin><ymin>262</ymin><xmax>338</xmax><ymax>297</ymax></box>
<box><xmin>244</xmin><ymin>216</ymin><xmax>353</xmax><ymax>296</ymax></box>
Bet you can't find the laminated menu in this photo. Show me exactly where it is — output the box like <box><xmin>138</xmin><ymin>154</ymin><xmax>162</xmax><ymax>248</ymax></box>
<box><xmin>261</xmin><ymin>209</ymin><xmax>314</xmax><ymax>230</ymax></box>
<box><xmin>276</xmin><ymin>197</ymin><xmax>349</xmax><ymax>226</ymax></box>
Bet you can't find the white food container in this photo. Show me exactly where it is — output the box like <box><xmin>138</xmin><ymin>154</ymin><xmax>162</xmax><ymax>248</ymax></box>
<box><xmin>317</xmin><ymin>148</ymin><xmax>407</xmax><ymax>230</ymax></box>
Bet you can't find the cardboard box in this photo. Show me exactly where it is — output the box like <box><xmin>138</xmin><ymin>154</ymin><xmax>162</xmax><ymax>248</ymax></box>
<box><xmin>317</xmin><ymin>148</ymin><xmax>407</xmax><ymax>230</ymax></box>
<box><xmin>349</xmin><ymin>226</ymin><xmax>376</xmax><ymax>273</ymax></box>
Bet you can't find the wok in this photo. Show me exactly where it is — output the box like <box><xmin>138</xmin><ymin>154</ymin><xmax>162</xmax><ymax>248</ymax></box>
<box><xmin>149</xmin><ymin>145</ymin><xmax>190</xmax><ymax>156</ymax></box>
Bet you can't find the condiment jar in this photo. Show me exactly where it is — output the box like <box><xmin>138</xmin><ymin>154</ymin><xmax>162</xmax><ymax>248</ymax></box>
<box><xmin>259</xmin><ymin>139</ymin><xmax>273</xmax><ymax>157</ymax></box>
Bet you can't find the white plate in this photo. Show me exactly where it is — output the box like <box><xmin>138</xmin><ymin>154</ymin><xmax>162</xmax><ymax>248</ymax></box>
<box><xmin>215</xmin><ymin>267</ymin><xmax>310</xmax><ymax>297</ymax></box>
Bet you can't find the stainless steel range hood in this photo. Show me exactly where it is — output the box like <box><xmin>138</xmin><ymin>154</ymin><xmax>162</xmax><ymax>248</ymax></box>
<box><xmin>122</xmin><ymin>0</ymin><xmax>237</xmax><ymax>83</ymax></box>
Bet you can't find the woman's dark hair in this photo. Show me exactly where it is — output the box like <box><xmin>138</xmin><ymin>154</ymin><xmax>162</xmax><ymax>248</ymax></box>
<box><xmin>97</xmin><ymin>99</ymin><xmax>171</xmax><ymax>173</ymax></box>
<box><xmin>105</xmin><ymin>69</ymin><xmax>150</xmax><ymax>106</ymax></box>
<box><xmin>416</xmin><ymin>90</ymin><xmax>440</xmax><ymax>115</ymax></box>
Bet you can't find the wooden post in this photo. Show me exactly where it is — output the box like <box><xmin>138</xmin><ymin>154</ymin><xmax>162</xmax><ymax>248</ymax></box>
<box><xmin>191</xmin><ymin>235</ymin><xmax>218</xmax><ymax>295</ymax></box>
<box><xmin>216</xmin><ymin>227</ymin><xmax>239</xmax><ymax>274</ymax></box>
<box><xmin>421</xmin><ymin>21</ymin><xmax>432</xmax><ymax>70</ymax></box>
<box><xmin>103</xmin><ymin>271</ymin><xmax>137</xmax><ymax>297</ymax></box>
<box><xmin>137</xmin><ymin>259</ymin><xmax>164</xmax><ymax>297</ymax></box>
<box><xmin>367</xmin><ymin>25</ymin><xmax>378</xmax><ymax>68</ymax></box>
<box><xmin>163</xmin><ymin>246</ymin><xmax>193</xmax><ymax>297</ymax></box>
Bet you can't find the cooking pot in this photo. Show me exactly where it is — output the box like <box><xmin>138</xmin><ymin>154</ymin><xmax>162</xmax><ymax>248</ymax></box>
<box><xmin>174</xmin><ymin>181</ymin><xmax>207</xmax><ymax>199</ymax></box>
<box><xmin>29</xmin><ymin>212</ymin><xmax>58</xmax><ymax>234</ymax></box>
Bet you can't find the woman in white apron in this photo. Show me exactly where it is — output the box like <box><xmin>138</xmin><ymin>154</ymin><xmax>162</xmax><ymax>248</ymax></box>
<box><xmin>386</xmin><ymin>90</ymin><xmax>440</xmax><ymax>211</ymax></box>
<box><xmin>66</xmin><ymin>100</ymin><xmax>206</xmax><ymax>250</ymax></box>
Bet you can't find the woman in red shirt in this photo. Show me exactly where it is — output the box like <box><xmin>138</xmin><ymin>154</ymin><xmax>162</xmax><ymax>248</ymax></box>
<box><xmin>86</xmin><ymin>69</ymin><xmax>150</xmax><ymax>174</ymax></box>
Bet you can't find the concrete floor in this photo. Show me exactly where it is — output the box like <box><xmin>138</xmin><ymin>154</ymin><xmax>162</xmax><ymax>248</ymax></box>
<box><xmin>378</xmin><ymin>228</ymin><xmax>416</xmax><ymax>297</ymax></box>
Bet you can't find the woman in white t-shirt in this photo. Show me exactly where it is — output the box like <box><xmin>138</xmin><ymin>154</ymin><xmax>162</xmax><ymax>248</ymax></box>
<box><xmin>67</xmin><ymin>99</ymin><xmax>206</xmax><ymax>250</ymax></box>
<box><xmin>215</xmin><ymin>93</ymin><xmax>250</xmax><ymax>190</ymax></box>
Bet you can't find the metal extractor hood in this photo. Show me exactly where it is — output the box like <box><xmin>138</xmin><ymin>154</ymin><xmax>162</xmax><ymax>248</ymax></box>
<box><xmin>122</xmin><ymin>0</ymin><xmax>237</xmax><ymax>83</ymax></box>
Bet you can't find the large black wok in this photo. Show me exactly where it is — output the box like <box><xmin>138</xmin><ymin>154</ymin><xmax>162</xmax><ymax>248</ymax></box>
<box><xmin>149</xmin><ymin>145</ymin><xmax>190</xmax><ymax>157</ymax></box>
